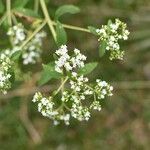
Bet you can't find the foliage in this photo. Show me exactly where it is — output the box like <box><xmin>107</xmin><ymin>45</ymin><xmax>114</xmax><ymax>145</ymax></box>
<box><xmin>0</xmin><ymin>0</ymin><xmax>129</xmax><ymax>125</ymax></box>
<box><xmin>0</xmin><ymin>0</ymin><xmax>149</xmax><ymax>149</ymax></box>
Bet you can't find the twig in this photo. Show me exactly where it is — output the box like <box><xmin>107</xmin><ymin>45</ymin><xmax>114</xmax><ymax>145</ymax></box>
<box><xmin>19</xmin><ymin>96</ymin><xmax>42</xmax><ymax>144</ymax></box>
<box><xmin>52</xmin><ymin>21</ymin><xmax>90</xmax><ymax>33</ymax></box>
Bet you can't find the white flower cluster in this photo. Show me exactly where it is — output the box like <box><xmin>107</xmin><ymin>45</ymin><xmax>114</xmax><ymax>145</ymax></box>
<box><xmin>33</xmin><ymin>45</ymin><xmax>113</xmax><ymax>125</ymax></box>
<box><xmin>0</xmin><ymin>54</ymin><xmax>12</xmax><ymax>94</ymax></box>
<box><xmin>7</xmin><ymin>23</ymin><xmax>26</xmax><ymax>45</ymax></box>
<box><xmin>70</xmin><ymin>72</ymin><xmax>91</xmax><ymax>94</ymax></box>
<box><xmin>63</xmin><ymin>74</ymin><xmax>113</xmax><ymax>122</ymax></box>
<box><xmin>96</xmin><ymin>19</ymin><xmax>130</xmax><ymax>60</ymax></box>
<box><xmin>55</xmin><ymin>45</ymin><xmax>86</xmax><ymax>73</ymax></box>
<box><xmin>61</xmin><ymin>92</ymin><xmax>91</xmax><ymax>121</ymax></box>
<box><xmin>7</xmin><ymin>24</ymin><xmax>46</xmax><ymax>65</ymax></box>
<box><xmin>56</xmin><ymin>74</ymin><xmax>113</xmax><ymax>122</ymax></box>
<box><xmin>61</xmin><ymin>91</ymin><xmax>91</xmax><ymax>121</ymax></box>
<box><xmin>22</xmin><ymin>31</ymin><xmax>46</xmax><ymax>64</ymax></box>
<box><xmin>90</xmin><ymin>101</ymin><xmax>101</xmax><ymax>111</ymax></box>
<box><xmin>3</xmin><ymin>46</ymin><xmax>20</xmax><ymax>57</ymax></box>
<box><xmin>71</xmin><ymin>104</ymin><xmax>90</xmax><ymax>121</ymax></box>
<box><xmin>32</xmin><ymin>92</ymin><xmax>70</xmax><ymax>125</ymax></box>
<box><xmin>95</xmin><ymin>79</ymin><xmax>113</xmax><ymax>99</ymax></box>
<box><xmin>32</xmin><ymin>92</ymin><xmax>54</xmax><ymax>116</ymax></box>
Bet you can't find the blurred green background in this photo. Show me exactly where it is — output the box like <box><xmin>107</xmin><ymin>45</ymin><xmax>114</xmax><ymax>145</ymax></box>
<box><xmin>0</xmin><ymin>0</ymin><xmax>150</xmax><ymax>149</ymax></box>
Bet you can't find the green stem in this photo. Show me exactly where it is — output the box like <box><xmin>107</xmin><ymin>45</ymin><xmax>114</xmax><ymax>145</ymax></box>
<box><xmin>34</xmin><ymin>0</ymin><xmax>39</xmax><ymax>13</ymax></box>
<box><xmin>0</xmin><ymin>13</ymin><xmax>7</xmax><ymax>26</ymax></box>
<box><xmin>40</xmin><ymin>0</ymin><xmax>57</xmax><ymax>42</ymax></box>
<box><xmin>94</xmin><ymin>93</ymin><xmax>96</xmax><ymax>101</ymax></box>
<box><xmin>54</xmin><ymin>77</ymin><xmax>68</xmax><ymax>96</ymax></box>
<box><xmin>20</xmin><ymin>20</ymin><xmax>46</xmax><ymax>49</ymax></box>
<box><xmin>61</xmin><ymin>78</ymin><xmax>65</xmax><ymax>93</ymax></box>
<box><xmin>52</xmin><ymin>21</ymin><xmax>90</xmax><ymax>33</ymax></box>
<box><xmin>86</xmin><ymin>84</ymin><xmax>93</xmax><ymax>90</ymax></box>
<box><xmin>6</xmin><ymin>0</ymin><xmax>12</xmax><ymax>26</ymax></box>
<box><xmin>11</xmin><ymin>13</ymin><xmax>18</xmax><ymax>24</ymax></box>
<box><xmin>39</xmin><ymin>0</ymin><xmax>68</xmax><ymax>98</ymax></box>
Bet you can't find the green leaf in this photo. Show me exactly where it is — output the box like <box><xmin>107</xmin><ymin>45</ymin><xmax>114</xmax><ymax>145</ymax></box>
<box><xmin>99</xmin><ymin>41</ymin><xmax>107</xmax><ymax>57</ymax></box>
<box><xmin>53</xmin><ymin>53</ymin><xmax>58</xmax><ymax>60</ymax></box>
<box><xmin>78</xmin><ymin>62</ymin><xmax>98</xmax><ymax>75</ymax></box>
<box><xmin>11</xmin><ymin>51</ymin><xmax>22</xmax><ymax>61</ymax></box>
<box><xmin>12</xmin><ymin>0</ymin><xmax>29</xmax><ymax>8</ymax></box>
<box><xmin>107</xmin><ymin>19</ymin><xmax>112</xmax><ymax>26</ymax></box>
<box><xmin>88</xmin><ymin>26</ymin><xmax>98</xmax><ymax>36</ymax></box>
<box><xmin>55</xmin><ymin>5</ymin><xmax>80</xmax><ymax>20</ymax></box>
<box><xmin>38</xmin><ymin>62</ymin><xmax>62</xmax><ymax>86</ymax></box>
<box><xmin>9</xmin><ymin>69</ymin><xmax>15</xmax><ymax>84</ymax></box>
<box><xmin>14</xmin><ymin>8</ymin><xmax>40</xmax><ymax>18</ymax></box>
<box><xmin>56</xmin><ymin>21</ymin><xmax>67</xmax><ymax>47</ymax></box>
<box><xmin>0</xmin><ymin>0</ymin><xmax>4</xmax><ymax>13</ymax></box>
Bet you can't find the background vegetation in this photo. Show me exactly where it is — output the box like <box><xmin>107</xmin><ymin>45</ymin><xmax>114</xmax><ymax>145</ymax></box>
<box><xmin>0</xmin><ymin>0</ymin><xmax>150</xmax><ymax>149</ymax></box>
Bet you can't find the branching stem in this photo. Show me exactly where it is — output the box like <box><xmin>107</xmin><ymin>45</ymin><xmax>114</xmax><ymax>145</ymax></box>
<box><xmin>20</xmin><ymin>20</ymin><xmax>46</xmax><ymax>49</ymax></box>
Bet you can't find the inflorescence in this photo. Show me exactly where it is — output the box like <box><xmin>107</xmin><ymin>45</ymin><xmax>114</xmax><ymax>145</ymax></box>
<box><xmin>0</xmin><ymin>18</ymin><xmax>129</xmax><ymax>125</ymax></box>
<box><xmin>0</xmin><ymin>53</ymin><xmax>12</xmax><ymax>94</ymax></box>
<box><xmin>32</xmin><ymin>45</ymin><xmax>113</xmax><ymax>125</ymax></box>
<box><xmin>0</xmin><ymin>23</ymin><xmax>46</xmax><ymax>94</ymax></box>
<box><xmin>55</xmin><ymin>45</ymin><xmax>86</xmax><ymax>73</ymax></box>
<box><xmin>96</xmin><ymin>19</ymin><xmax>130</xmax><ymax>60</ymax></box>
<box><xmin>7</xmin><ymin>23</ymin><xmax>46</xmax><ymax>65</ymax></box>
